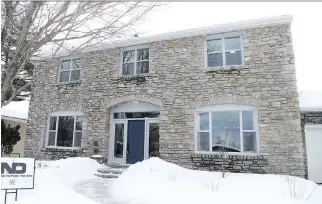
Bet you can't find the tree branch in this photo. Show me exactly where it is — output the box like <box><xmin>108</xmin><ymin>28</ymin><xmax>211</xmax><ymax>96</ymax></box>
<box><xmin>1</xmin><ymin>80</ymin><xmax>32</xmax><ymax>107</ymax></box>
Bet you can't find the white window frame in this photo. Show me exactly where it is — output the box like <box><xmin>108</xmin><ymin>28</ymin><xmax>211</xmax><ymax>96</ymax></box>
<box><xmin>58</xmin><ymin>57</ymin><xmax>81</xmax><ymax>83</ymax></box>
<box><xmin>46</xmin><ymin>111</ymin><xmax>84</xmax><ymax>149</ymax></box>
<box><xmin>120</xmin><ymin>44</ymin><xmax>150</xmax><ymax>76</ymax></box>
<box><xmin>195</xmin><ymin>104</ymin><xmax>260</xmax><ymax>155</ymax></box>
<box><xmin>204</xmin><ymin>31</ymin><xmax>244</xmax><ymax>70</ymax></box>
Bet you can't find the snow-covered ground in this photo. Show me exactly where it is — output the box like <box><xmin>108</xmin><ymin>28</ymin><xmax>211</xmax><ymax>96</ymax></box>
<box><xmin>1</xmin><ymin>158</ymin><xmax>105</xmax><ymax>204</ymax></box>
<box><xmin>2</xmin><ymin>157</ymin><xmax>321</xmax><ymax>204</ymax></box>
<box><xmin>110</xmin><ymin>158</ymin><xmax>322</xmax><ymax>204</ymax></box>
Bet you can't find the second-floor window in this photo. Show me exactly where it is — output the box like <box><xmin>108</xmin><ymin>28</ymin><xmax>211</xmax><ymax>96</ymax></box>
<box><xmin>122</xmin><ymin>46</ymin><xmax>149</xmax><ymax>76</ymax></box>
<box><xmin>206</xmin><ymin>35</ymin><xmax>243</xmax><ymax>68</ymax></box>
<box><xmin>59</xmin><ymin>59</ymin><xmax>80</xmax><ymax>83</ymax></box>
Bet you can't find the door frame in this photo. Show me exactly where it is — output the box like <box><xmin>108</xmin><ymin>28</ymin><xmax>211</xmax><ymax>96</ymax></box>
<box><xmin>109</xmin><ymin>119</ymin><xmax>128</xmax><ymax>165</ymax></box>
<box><xmin>108</xmin><ymin>118</ymin><xmax>159</xmax><ymax>165</ymax></box>
<box><xmin>108</xmin><ymin>102</ymin><xmax>161</xmax><ymax>165</ymax></box>
<box><xmin>145</xmin><ymin>118</ymin><xmax>159</xmax><ymax>160</ymax></box>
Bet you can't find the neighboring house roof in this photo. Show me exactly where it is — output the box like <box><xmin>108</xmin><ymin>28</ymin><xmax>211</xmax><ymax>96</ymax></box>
<box><xmin>38</xmin><ymin>15</ymin><xmax>293</xmax><ymax>59</ymax></box>
<box><xmin>1</xmin><ymin>100</ymin><xmax>29</xmax><ymax>120</ymax></box>
<box><xmin>1</xmin><ymin>115</ymin><xmax>27</xmax><ymax>123</ymax></box>
<box><xmin>299</xmin><ymin>90</ymin><xmax>322</xmax><ymax>112</ymax></box>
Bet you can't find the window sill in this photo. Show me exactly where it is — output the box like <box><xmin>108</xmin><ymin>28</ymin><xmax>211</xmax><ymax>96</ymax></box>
<box><xmin>192</xmin><ymin>152</ymin><xmax>266</xmax><ymax>159</ymax></box>
<box><xmin>43</xmin><ymin>147</ymin><xmax>82</xmax><ymax>153</ymax></box>
<box><xmin>119</xmin><ymin>73</ymin><xmax>153</xmax><ymax>79</ymax></box>
<box><xmin>206</xmin><ymin>65</ymin><xmax>244</xmax><ymax>72</ymax></box>
<box><xmin>116</xmin><ymin>74</ymin><xmax>156</xmax><ymax>83</ymax></box>
<box><xmin>57</xmin><ymin>80</ymin><xmax>81</xmax><ymax>86</ymax></box>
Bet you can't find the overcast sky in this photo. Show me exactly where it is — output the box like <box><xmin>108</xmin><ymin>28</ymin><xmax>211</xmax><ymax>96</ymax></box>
<box><xmin>135</xmin><ymin>2</ymin><xmax>322</xmax><ymax>91</ymax></box>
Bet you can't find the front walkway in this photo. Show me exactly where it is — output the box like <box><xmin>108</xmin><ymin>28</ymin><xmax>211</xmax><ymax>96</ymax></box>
<box><xmin>74</xmin><ymin>178</ymin><xmax>119</xmax><ymax>204</ymax></box>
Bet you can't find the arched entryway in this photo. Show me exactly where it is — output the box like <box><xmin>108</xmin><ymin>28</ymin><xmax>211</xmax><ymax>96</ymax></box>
<box><xmin>108</xmin><ymin>101</ymin><xmax>160</xmax><ymax>165</ymax></box>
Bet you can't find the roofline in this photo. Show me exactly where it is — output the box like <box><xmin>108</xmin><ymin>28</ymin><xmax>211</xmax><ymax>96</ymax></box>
<box><xmin>1</xmin><ymin>115</ymin><xmax>28</xmax><ymax>123</ymax></box>
<box><xmin>300</xmin><ymin>108</ymin><xmax>322</xmax><ymax>112</ymax></box>
<box><xmin>37</xmin><ymin>15</ymin><xmax>293</xmax><ymax>60</ymax></box>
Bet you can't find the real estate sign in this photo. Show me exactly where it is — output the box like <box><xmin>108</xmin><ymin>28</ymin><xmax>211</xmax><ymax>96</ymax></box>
<box><xmin>1</xmin><ymin>158</ymin><xmax>35</xmax><ymax>190</ymax></box>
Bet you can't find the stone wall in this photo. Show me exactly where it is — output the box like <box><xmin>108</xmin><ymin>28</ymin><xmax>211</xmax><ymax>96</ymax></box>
<box><xmin>190</xmin><ymin>154</ymin><xmax>269</xmax><ymax>174</ymax></box>
<box><xmin>40</xmin><ymin>148</ymin><xmax>83</xmax><ymax>160</ymax></box>
<box><xmin>300</xmin><ymin>111</ymin><xmax>322</xmax><ymax>178</ymax></box>
<box><xmin>25</xmin><ymin>23</ymin><xmax>305</xmax><ymax>177</ymax></box>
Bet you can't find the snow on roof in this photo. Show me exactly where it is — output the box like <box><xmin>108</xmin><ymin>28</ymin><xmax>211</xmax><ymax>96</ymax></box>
<box><xmin>1</xmin><ymin>100</ymin><xmax>29</xmax><ymax>120</ymax></box>
<box><xmin>38</xmin><ymin>15</ymin><xmax>293</xmax><ymax>59</ymax></box>
<box><xmin>299</xmin><ymin>90</ymin><xmax>322</xmax><ymax>111</ymax></box>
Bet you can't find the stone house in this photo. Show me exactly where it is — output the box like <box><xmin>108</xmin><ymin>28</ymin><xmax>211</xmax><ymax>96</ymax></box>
<box><xmin>25</xmin><ymin>15</ymin><xmax>306</xmax><ymax>178</ymax></box>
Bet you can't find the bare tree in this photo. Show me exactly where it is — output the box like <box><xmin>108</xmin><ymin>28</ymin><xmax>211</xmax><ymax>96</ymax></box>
<box><xmin>1</xmin><ymin>1</ymin><xmax>163</xmax><ymax>107</ymax></box>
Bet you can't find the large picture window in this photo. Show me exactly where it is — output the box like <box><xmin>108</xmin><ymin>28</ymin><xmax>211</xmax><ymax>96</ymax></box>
<box><xmin>47</xmin><ymin>113</ymin><xmax>83</xmax><ymax>148</ymax></box>
<box><xmin>196</xmin><ymin>105</ymin><xmax>259</xmax><ymax>153</ymax></box>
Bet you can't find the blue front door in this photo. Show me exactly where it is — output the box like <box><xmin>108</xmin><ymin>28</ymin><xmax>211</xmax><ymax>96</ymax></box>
<box><xmin>126</xmin><ymin>120</ymin><xmax>145</xmax><ymax>164</ymax></box>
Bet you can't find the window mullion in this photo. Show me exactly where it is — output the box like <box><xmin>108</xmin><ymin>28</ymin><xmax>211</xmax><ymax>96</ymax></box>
<box><xmin>254</xmin><ymin>110</ymin><xmax>258</xmax><ymax>153</ymax></box>
<box><xmin>72</xmin><ymin>116</ymin><xmax>76</xmax><ymax>147</ymax></box>
<box><xmin>134</xmin><ymin>48</ymin><xmax>137</xmax><ymax>75</ymax></box>
<box><xmin>243</xmin><ymin>130</ymin><xmax>256</xmax><ymax>132</ymax></box>
<box><xmin>47</xmin><ymin>118</ymin><xmax>50</xmax><ymax>146</ymax></box>
<box><xmin>222</xmin><ymin>38</ymin><xmax>226</xmax><ymax>67</ymax></box>
<box><xmin>226</xmin><ymin>48</ymin><xmax>242</xmax><ymax>52</ymax></box>
<box><xmin>69</xmin><ymin>60</ymin><xmax>72</xmax><ymax>82</ymax></box>
<box><xmin>239</xmin><ymin>111</ymin><xmax>244</xmax><ymax>152</ymax></box>
<box><xmin>55</xmin><ymin>116</ymin><xmax>59</xmax><ymax>146</ymax></box>
<box><xmin>207</xmin><ymin>51</ymin><xmax>222</xmax><ymax>54</ymax></box>
<box><xmin>58</xmin><ymin>62</ymin><xmax>61</xmax><ymax>82</ymax></box>
<box><xmin>209</xmin><ymin>112</ymin><xmax>212</xmax><ymax>152</ymax></box>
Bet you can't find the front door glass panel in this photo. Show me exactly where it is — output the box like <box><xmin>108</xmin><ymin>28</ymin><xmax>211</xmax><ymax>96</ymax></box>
<box><xmin>149</xmin><ymin>123</ymin><xmax>160</xmax><ymax>157</ymax></box>
<box><xmin>114</xmin><ymin>124</ymin><xmax>124</xmax><ymax>158</ymax></box>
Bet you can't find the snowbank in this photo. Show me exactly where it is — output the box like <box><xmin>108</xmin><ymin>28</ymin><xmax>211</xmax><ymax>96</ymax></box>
<box><xmin>2</xmin><ymin>157</ymin><xmax>103</xmax><ymax>204</ymax></box>
<box><xmin>110</xmin><ymin>158</ymin><xmax>322</xmax><ymax>204</ymax></box>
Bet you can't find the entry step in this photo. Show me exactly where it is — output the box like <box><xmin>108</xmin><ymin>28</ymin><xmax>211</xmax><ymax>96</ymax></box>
<box><xmin>105</xmin><ymin>163</ymin><xmax>131</xmax><ymax>169</ymax></box>
<box><xmin>95</xmin><ymin>164</ymin><xmax>130</xmax><ymax>179</ymax></box>
<box><xmin>95</xmin><ymin>172</ymin><xmax>119</xmax><ymax>179</ymax></box>
<box><xmin>97</xmin><ymin>167</ymin><xmax>126</xmax><ymax>174</ymax></box>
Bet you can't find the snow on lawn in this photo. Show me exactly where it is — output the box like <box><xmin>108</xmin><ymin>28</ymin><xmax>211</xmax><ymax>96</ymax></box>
<box><xmin>2</xmin><ymin>157</ymin><xmax>103</xmax><ymax>204</ymax></box>
<box><xmin>110</xmin><ymin>158</ymin><xmax>322</xmax><ymax>204</ymax></box>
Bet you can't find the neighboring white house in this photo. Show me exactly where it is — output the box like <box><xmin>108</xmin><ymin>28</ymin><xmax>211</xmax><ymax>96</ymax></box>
<box><xmin>299</xmin><ymin>90</ymin><xmax>322</xmax><ymax>184</ymax></box>
<box><xmin>1</xmin><ymin>100</ymin><xmax>29</xmax><ymax>157</ymax></box>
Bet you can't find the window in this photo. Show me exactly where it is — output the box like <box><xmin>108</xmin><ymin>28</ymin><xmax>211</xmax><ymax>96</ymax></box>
<box><xmin>113</xmin><ymin>112</ymin><xmax>160</xmax><ymax>119</ymax></box>
<box><xmin>59</xmin><ymin>59</ymin><xmax>80</xmax><ymax>83</ymax></box>
<box><xmin>206</xmin><ymin>35</ymin><xmax>243</xmax><ymax>68</ymax></box>
<box><xmin>121</xmin><ymin>46</ymin><xmax>149</xmax><ymax>76</ymax></box>
<box><xmin>47</xmin><ymin>113</ymin><xmax>83</xmax><ymax>148</ymax></box>
<box><xmin>196</xmin><ymin>105</ymin><xmax>258</xmax><ymax>153</ymax></box>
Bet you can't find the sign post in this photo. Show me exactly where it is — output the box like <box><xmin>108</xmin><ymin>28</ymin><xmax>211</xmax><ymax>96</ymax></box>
<box><xmin>1</xmin><ymin>158</ymin><xmax>36</xmax><ymax>204</ymax></box>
